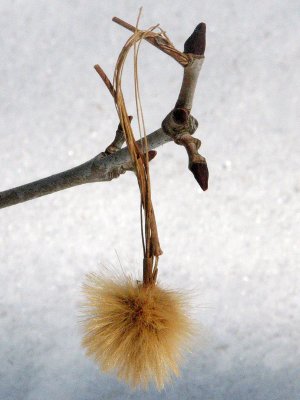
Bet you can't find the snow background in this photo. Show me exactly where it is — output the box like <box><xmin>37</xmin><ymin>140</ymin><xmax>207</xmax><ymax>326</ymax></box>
<box><xmin>0</xmin><ymin>0</ymin><xmax>299</xmax><ymax>399</ymax></box>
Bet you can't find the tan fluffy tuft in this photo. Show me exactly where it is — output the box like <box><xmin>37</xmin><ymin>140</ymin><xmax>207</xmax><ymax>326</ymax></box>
<box><xmin>80</xmin><ymin>272</ymin><xmax>195</xmax><ymax>390</ymax></box>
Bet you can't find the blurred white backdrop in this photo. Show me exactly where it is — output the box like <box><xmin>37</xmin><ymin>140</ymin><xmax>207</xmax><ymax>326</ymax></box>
<box><xmin>0</xmin><ymin>1</ymin><xmax>299</xmax><ymax>399</ymax></box>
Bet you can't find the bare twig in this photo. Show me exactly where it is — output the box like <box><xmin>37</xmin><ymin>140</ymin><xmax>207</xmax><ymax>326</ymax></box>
<box><xmin>162</xmin><ymin>22</ymin><xmax>209</xmax><ymax>190</ymax></box>
<box><xmin>0</xmin><ymin>127</ymin><xmax>172</xmax><ymax>209</ymax></box>
<box><xmin>94</xmin><ymin>64</ymin><xmax>116</xmax><ymax>98</ymax></box>
<box><xmin>103</xmin><ymin>117</ymin><xmax>132</xmax><ymax>155</ymax></box>
<box><xmin>0</xmin><ymin>19</ymin><xmax>208</xmax><ymax>209</ymax></box>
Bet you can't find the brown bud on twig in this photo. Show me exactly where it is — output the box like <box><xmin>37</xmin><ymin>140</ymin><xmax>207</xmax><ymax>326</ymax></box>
<box><xmin>104</xmin><ymin>116</ymin><xmax>133</xmax><ymax>155</ymax></box>
<box><xmin>190</xmin><ymin>161</ymin><xmax>209</xmax><ymax>191</ymax></box>
<box><xmin>184</xmin><ymin>22</ymin><xmax>206</xmax><ymax>56</ymax></box>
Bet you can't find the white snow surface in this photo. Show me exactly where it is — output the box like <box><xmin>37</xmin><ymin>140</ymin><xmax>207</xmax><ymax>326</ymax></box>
<box><xmin>0</xmin><ymin>1</ymin><xmax>299</xmax><ymax>399</ymax></box>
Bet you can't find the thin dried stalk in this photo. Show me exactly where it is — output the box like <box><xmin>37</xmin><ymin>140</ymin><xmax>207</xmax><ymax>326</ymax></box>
<box><xmin>112</xmin><ymin>22</ymin><xmax>176</xmax><ymax>284</ymax></box>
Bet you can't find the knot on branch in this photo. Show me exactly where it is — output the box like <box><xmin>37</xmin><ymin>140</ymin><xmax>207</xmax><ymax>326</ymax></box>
<box><xmin>161</xmin><ymin>110</ymin><xmax>198</xmax><ymax>138</ymax></box>
<box><xmin>161</xmin><ymin>110</ymin><xmax>208</xmax><ymax>191</ymax></box>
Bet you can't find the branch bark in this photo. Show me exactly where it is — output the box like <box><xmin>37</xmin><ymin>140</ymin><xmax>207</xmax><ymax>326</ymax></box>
<box><xmin>0</xmin><ymin>18</ymin><xmax>208</xmax><ymax>209</ymax></box>
<box><xmin>0</xmin><ymin>127</ymin><xmax>170</xmax><ymax>209</ymax></box>
<box><xmin>167</xmin><ymin>22</ymin><xmax>209</xmax><ymax>190</ymax></box>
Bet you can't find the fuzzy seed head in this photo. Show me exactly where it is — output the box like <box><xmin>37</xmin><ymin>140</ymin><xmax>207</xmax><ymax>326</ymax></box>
<box><xmin>81</xmin><ymin>273</ymin><xmax>195</xmax><ymax>390</ymax></box>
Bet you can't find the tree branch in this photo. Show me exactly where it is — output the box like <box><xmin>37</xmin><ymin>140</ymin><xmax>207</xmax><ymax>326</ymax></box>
<box><xmin>0</xmin><ymin>18</ymin><xmax>208</xmax><ymax>209</ymax></box>
<box><xmin>166</xmin><ymin>22</ymin><xmax>209</xmax><ymax>190</ymax></box>
<box><xmin>0</xmin><ymin>127</ymin><xmax>169</xmax><ymax>209</ymax></box>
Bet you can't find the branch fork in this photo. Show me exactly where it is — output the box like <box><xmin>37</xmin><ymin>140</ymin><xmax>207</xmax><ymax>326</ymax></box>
<box><xmin>162</xmin><ymin>110</ymin><xmax>208</xmax><ymax>191</ymax></box>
